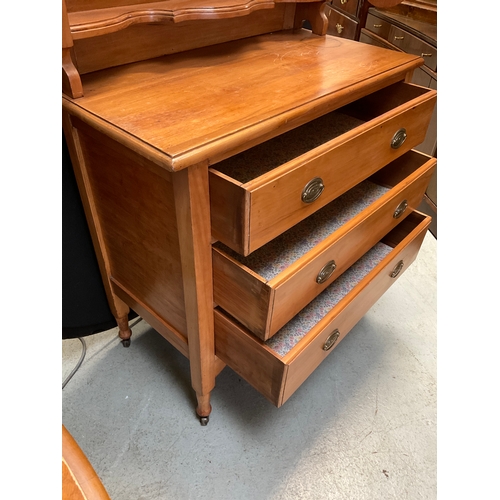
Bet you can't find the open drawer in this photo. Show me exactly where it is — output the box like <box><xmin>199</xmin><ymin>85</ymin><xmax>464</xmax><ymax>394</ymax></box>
<box><xmin>213</xmin><ymin>150</ymin><xmax>436</xmax><ymax>341</ymax></box>
<box><xmin>215</xmin><ymin>210</ymin><xmax>431</xmax><ymax>407</ymax></box>
<box><xmin>209</xmin><ymin>81</ymin><xmax>436</xmax><ymax>255</ymax></box>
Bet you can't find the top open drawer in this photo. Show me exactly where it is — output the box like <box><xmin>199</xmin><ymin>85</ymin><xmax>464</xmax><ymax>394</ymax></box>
<box><xmin>209</xmin><ymin>81</ymin><xmax>436</xmax><ymax>256</ymax></box>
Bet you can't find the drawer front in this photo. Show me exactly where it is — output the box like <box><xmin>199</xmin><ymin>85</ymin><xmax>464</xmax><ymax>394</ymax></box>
<box><xmin>389</xmin><ymin>26</ymin><xmax>437</xmax><ymax>71</ymax></box>
<box><xmin>213</xmin><ymin>151</ymin><xmax>436</xmax><ymax>340</ymax></box>
<box><xmin>210</xmin><ymin>82</ymin><xmax>437</xmax><ymax>256</ymax></box>
<box><xmin>215</xmin><ymin>211</ymin><xmax>431</xmax><ymax>406</ymax></box>
<box><xmin>365</xmin><ymin>13</ymin><xmax>391</xmax><ymax>40</ymax></box>
<box><xmin>330</xmin><ymin>0</ymin><xmax>358</xmax><ymax>17</ymax></box>
<box><xmin>326</xmin><ymin>6</ymin><xmax>358</xmax><ymax>40</ymax></box>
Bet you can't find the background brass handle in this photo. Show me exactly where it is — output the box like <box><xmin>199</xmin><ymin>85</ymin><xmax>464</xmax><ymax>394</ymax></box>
<box><xmin>341</xmin><ymin>0</ymin><xmax>348</xmax><ymax>4</ymax></box>
<box><xmin>336</xmin><ymin>23</ymin><xmax>344</xmax><ymax>34</ymax></box>
<box><xmin>302</xmin><ymin>177</ymin><xmax>324</xmax><ymax>203</ymax></box>
<box><xmin>393</xmin><ymin>200</ymin><xmax>408</xmax><ymax>219</ymax></box>
<box><xmin>394</xmin><ymin>36</ymin><xmax>404</xmax><ymax>40</ymax></box>
<box><xmin>373</xmin><ymin>24</ymin><xmax>382</xmax><ymax>27</ymax></box>
<box><xmin>391</xmin><ymin>128</ymin><xmax>407</xmax><ymax>149</ymax></box>
<box><xmin>323</xmin><ymin>329</ymin><xmax>340</xmax><ymax>351</ymax></box>
<box><xmin>316</xmin><ymin>260</ymin><xmax>336</xmax><ymax>284</ymax></box>
<box><xmin>390</xmin><ymin>260</ymin><xmax>404</xmax><ymax>278</ymax></box>
<box><xmin>421</xmin><ymin>53</ymin><xmax>433</xmax><ymax>57</ymax></box>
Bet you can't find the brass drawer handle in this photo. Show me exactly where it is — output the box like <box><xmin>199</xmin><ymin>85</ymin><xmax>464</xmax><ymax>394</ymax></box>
<box><xmin>393</xmin><ymin>199</ymin><xmax>408</xmax><ymax>219</ymax></box>
<box><xmin>302</xmin><ymin>177</ymin><xmax>325</xmax><ymax>203</ymax></box>
<box><xmin>394</xmin><ymin>36</ymin><xmax>404</xmax><ymax>40</ymax></box>
<box><xmin>391</xmin><ymin>128</ymin><xmax>407</xmax><ymax>149</ymax></box>
<box><xmin>373</xmin><ymin>24</ymin><xmax>382</xmax><ymax>28</ymax></box>
<box><xmin>390</xmin><ymin>260</ymin><xmax>404</xmax><ymax>278</ymax></box>
<box><xmin>336</xmin><ymin>23</ymin><xmax>344</xmax><ymax>34</ymax></box>
<box><xmin>323</xmin><ymin>329</ymin><xmax>340</xmax><ymax>351</ymax></box>
<box><xmin>421</xmin><ymin>53</ymin><xmax>433</xmax><ymax>57</ymax></box>
<box><xmin>316</xmin><ymin>260</ymin><xmax>337</xmax><ymax>284</ymax></box>
<box><xmin>341</xmin><ymin>0</ymin><xmax>348</xmax><ymax>4</ymax></box>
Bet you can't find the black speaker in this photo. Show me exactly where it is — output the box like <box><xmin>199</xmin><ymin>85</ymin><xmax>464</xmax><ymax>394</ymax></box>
<box><xmin>62</xmin><ymin>132</ymin><xmax>136</xmax><ymax>339</ymax></box>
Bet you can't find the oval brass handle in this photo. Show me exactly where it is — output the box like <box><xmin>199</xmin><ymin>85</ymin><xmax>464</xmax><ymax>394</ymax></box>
<box><xmin>394</xmin><ymin>36</ymin><xmax>405</xmax><ymax>40</ymax></box>
<box><xmin>391</xmin><ymin>128</ymin><xmax>407</xmax><ymax>149</ymax></box>
<box><xmin>336</xmin><ymin>23</ymin><xmax>344</xmax><ymax>34</ymax></box>
<box><xmin>302</xmin><ymin>177</ymin><xmax>325</xmax><ymax>203</ymax></box>
<box><xmin>393</xmin><ymin>199</ymin><xmax>408</xmax><ymax>219</ymax></box>
<box><xmin>390</xmin><ymin>260</ymin><xmax>404</xmax><ymax>278</ymax></box>
<box><xmin>316</xmin><ymin>260</ymin><xmax>337</xmax><ymax>284</ymax></box>
<box><xmin>323</xmin><ymin>329</ymin><xmax>340</xmax><ymax>351</ymax></box>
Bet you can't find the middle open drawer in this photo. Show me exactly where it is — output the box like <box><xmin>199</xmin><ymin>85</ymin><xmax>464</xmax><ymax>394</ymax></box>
<box><xmin>213</xmin><ymin>150</ymin><xmax>436</xmax><ymax>341</ymax></box>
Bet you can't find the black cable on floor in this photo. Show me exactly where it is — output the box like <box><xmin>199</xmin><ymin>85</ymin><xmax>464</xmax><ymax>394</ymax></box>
<box><xmin>129</xmin><ymin>317</ymin><xmax>143</xmax><ymax>329</ymax></box>
<box><xmin>62</xmin><ymin>337</ymin><xmax>86</xmax><ymax>390</ymax></box>
<box><xmin>62</xmin><ymin>317</ymin><xmax>143</xmax><ymax>389</ymax></box>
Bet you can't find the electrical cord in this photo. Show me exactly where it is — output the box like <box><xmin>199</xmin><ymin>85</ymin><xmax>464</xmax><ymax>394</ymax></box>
<box><xmin>62</xmin><ymin>337</ymin><xmax>86</xmax><ymax>390</ymax></box>
<box><xmin>62</xmin><ymin>317</ymin><xmax>143</xmax><ymax>390</ymax></box>
<box><xmin>129</xmin><ymin>317</ymin><xmax>143</xmax><ymax>329</ymax></box>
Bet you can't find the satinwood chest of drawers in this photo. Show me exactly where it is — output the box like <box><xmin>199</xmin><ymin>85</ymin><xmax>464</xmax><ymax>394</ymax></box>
<box><xmin>62</xmin><ymin>0</ymin><xmax>436</xmax><ymax>423</ymax></box>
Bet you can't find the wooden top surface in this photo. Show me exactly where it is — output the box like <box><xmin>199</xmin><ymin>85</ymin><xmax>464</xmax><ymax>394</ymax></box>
<box><xmin>63</xmin><ymin>30</ymin><xmax>423</xmax><ymax>171</ymax></box>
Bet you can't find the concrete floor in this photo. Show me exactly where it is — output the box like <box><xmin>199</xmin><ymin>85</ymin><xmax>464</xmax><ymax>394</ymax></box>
<box><xmin>62</xmin><ymin>231</ymin><xmax>437</xmax><ymax>500</ymax></box>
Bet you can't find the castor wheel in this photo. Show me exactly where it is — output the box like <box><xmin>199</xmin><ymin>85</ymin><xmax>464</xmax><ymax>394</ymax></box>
<box><xmin>199</xmin><ymin>416</ymin><xmax>209</xmax><ymax>426</ymax></box>
<box><xmin>121</xmin><ymin>339</ymin><xmax>131</xmax><ymax>348</ymax></box>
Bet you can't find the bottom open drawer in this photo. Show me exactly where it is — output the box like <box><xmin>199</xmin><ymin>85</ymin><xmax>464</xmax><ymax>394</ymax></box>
<box><xmin>215</xmin><ymin>211</ymin><xmax>431</xmax><ymax>407</ymax></box>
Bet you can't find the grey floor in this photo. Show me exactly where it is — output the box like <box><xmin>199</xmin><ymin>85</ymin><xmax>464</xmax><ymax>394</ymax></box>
<box><xmin>62</xmin><ymin>231</ymin><xmax>437</xmax><ymax>500</ymax></box>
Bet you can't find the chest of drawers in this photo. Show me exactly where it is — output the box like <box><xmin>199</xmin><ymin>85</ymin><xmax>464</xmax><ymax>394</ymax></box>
<box><xmin>360</xmin><ymin>4</ymin><xmax>437</xmax><ymax>236</ymax></box>
<box><xmin>62</xmin><ymin>0</ymin><xmax>436</xmax><ymax>424</ymax></box>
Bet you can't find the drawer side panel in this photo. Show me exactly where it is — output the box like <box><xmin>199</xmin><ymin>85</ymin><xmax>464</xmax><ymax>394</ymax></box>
<box><xmin>209</xmin><ymin>170</ymin><xmax>248</xmax><ymax>255</ymax></box>
<box><xmin>215</xmin><ymin>309</ymin><xmax>286</xmax><ymax>406</ymax></box>
<box><xmin>213</xmin><ymin>248</ymin><xmax>273</xmax><ymax>335</ymax></box>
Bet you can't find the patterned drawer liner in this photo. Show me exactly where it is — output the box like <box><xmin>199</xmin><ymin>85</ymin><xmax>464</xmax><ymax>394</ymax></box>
<box><xmin>266</xmin><ymin>242</ymin><xmax>393</xmax><ymax>357</ymax></box>
<box><xmin>212</xmin><ymin>112</ymin><xmax>365</xmax><ymax>183</ymax></box>
<box><xmin>214</xmin><ymin>180</ymin><xmax>390</xmax><ymax>281</ymax></box>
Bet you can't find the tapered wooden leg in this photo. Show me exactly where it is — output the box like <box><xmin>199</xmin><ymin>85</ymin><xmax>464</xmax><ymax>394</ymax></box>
<box><xmin>173</xmin><ymin>162</ymin><xmax>216</xmax><ymax>424</ymax></box>
<box><xmin>196</xmin><ymin>394</ymin><xmax>212</xmax><ymax>425</ymax></box>
<box><xmin>116</xmin><ymin>312</ymin><xmax>132</xmax><ymax>347</ymax></box>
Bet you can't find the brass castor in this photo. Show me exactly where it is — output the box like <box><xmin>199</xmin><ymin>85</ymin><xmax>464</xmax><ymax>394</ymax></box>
<box><xmin>121</xmin><ymin>339</ymin><xmax>131</xmax><ymax>348</ymax></box>
<box><xmin>199</xmin><ymin>416</ymin><xmax>209</xmax><ymax>426</ymax></box>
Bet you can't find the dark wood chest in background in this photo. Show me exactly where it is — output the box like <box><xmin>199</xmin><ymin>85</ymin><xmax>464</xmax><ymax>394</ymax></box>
<box><xmin>359</xmin><ymin>0</ymin><xmax>437</xmax><ymax>236</ymax></box>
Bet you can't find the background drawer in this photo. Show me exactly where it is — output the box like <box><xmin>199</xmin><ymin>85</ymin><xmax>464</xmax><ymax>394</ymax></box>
<box><xmin>213</xmin><ymin>150</ymin><xmax>436</xmax><ymax>340</ymax></box>
<box><xmin>326</xmin><ymin>5</ymin><xmax>358</xmax><ymax>39</ymax></box>
<box><xmin>210</xmin><ymin>82</ymin><xmax>436</xmax><ymax>256</ymax></box>
<box><xmin>389</xmin><ymin>25</ymin><xmax>437</xmax><ymax>71</ymax></box>
<box><xmin>365</xmin><ymin>12</ymin><xmax>391</xmax><ymax>39</ymax></box>
<box><xmin>215</xmin><ymin>211</ymin><xmax>431</xmax><ymax>407</ymax></box>
<box><xmin>330</xmin><ymin>0</ymin><xmax>358</xmax><ymax>17</ymax></box>
<box><xmin>359</xmin><ymin>28</ymin><xmax>396</xmax><ymax>49</ymax></box>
